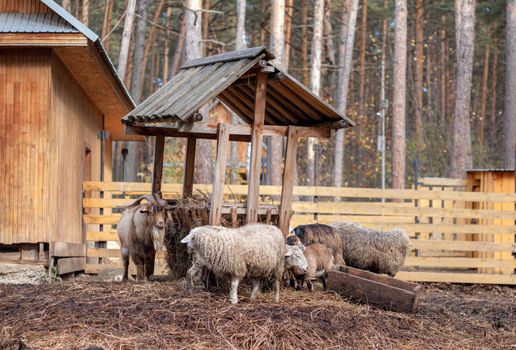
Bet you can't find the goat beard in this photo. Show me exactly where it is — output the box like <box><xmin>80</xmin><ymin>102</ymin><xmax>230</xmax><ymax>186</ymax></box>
<box><xmin>152</xmin><ymin>226</ymin><xmax>165</xmax><ymax>251</ymax></box>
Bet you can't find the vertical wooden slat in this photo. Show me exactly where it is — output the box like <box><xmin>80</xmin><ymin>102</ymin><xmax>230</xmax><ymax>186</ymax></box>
<box><xmin>183</xmin><ymin>137</ymin><xmax>197</xmax><ymax>198</ymax></box>
<box><xmin>151</xmin><ymin>135</ymin><xmax>165</xmax><ymax>194</ymax></box>
<box><xmin>246</xmin><ymin>72</ymin><xmax>268</xmax><ymax>223</ymax></box>
<box><xmin>209</xmin><ymin>123</ymin><xmax>229</xmax><ymax>225</ymax></box>
<box><xmin>279</xmin><ymin>126</ymin><xmax>299</xmax><ymax>235</ymax></box>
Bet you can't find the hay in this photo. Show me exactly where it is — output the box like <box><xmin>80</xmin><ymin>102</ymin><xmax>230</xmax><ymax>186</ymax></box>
<box><xmin>164</xmin><ymin>194</ymin><xmax>220</xmax><ymax>278</ymax></box>
<box><xmin>0</xmin><ymin>280</ymin><xmax>514</xmax><ymax>350</ymax></box>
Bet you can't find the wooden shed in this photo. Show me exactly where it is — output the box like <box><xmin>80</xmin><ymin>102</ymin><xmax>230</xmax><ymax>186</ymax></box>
<box><xmin>0</xmin><ymin>0</ymin><xmax>137</xmax><ymax>271</ymax></box>
<box><xmin>123</xmin><ymin>47</ymin><xmax>354</xmax><ymax>234</ymax></box>
<box><xmin>467</xmin><ymin>169</ymin><xmax>515</xmax><ymax>273</ymax></box>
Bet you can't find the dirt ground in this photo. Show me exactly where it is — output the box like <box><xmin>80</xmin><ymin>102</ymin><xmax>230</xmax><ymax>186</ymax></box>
<box><xmin>0</xmin><ymin>278</ymin><xmax>514</xmax><ymax>350</ymax></box>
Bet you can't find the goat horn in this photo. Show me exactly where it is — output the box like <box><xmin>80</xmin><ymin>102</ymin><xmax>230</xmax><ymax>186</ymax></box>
<box><xmin>116</xmin><ymin>195</ymin><xmax>148</xmax><ymax>210</ymax></box>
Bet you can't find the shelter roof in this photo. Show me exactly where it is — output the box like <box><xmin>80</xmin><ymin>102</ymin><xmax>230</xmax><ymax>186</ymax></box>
<box><xmin>123</xmin><ymin>47</ymin><xmax>354</xmax><ymax>129</ymax></box>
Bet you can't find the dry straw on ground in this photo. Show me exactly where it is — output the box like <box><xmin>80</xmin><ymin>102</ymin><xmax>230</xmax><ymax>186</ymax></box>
<box><xmin>0</xmin><ymin>279</ymin><xmax>514</xmax><ymax>350</ymax></box>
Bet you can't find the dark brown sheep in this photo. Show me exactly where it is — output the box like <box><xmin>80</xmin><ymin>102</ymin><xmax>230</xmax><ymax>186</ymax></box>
<box><xmin>288</xmin><ymin>224</ymin><xmax>345</xmax><ymax>265</ymax></box>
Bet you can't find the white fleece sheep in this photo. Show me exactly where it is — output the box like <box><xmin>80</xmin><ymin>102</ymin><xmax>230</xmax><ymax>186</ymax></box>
<box><xmin>331</xmin><ymin>222</ymin><xmax>409</xmax><ymax>277</ymax></box>
<box><xmin>181</xmin><ymin>223</ymin><xmax>285</xmax><ymax>304</ymax></box>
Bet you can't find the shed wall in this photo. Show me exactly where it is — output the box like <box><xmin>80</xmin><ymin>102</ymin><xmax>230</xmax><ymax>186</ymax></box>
<box><xmin>0</xmin><ymin>0</ymin><xmax>51</xmax><ymax>13</ymax></box>
<box><xmin>49</xmin><ymin>53</ymin><xmax>103</xmax><ymax>244</ymax></box>
<box><xmin>0</xmin><ymin>48</ymin><xmax>52</xmax><ymax>244</ymax></box>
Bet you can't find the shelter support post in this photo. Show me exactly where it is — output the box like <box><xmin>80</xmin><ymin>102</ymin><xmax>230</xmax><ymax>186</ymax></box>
<box><xmin>209</xmin><ymin>123</ymin><xmax>230</xmax><ymax>225</ymax></box>
<box><xmin>279</xmin><ymin>126</ymin><xmax>299</xmax><ymax>236</ymax></box>
<box><xmin>152</xmin><ymin>135</ymin><xmax>165</xmax><ymax>194</ymax></box>
<box><xmin>246</xmin><ymin>72</ymin><xmax>268</xmax><ymax>223</ymax></box>
<box><xmin>183</xmin><ymin>137</ymin><xmax>197</xmax><ymax>198</ymax></box>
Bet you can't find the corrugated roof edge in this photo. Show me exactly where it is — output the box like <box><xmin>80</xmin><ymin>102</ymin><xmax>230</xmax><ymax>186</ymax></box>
<box><xmin>180</xmin><ymin>46</ymin><xmax>275</xmax><ymax>69</ymax></box>
<box><xmin>40</xmin><ymin>0</ymin><xmax>135</xmax><ymax>108</ymax></box>
<box><xmin>467</xmin><ymin>168</ymin><xmax>515</xmax><ymax>172</ymax></box>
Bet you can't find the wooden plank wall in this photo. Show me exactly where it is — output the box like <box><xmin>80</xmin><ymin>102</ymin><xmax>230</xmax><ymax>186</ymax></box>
<box><xmin>49</xmin><ymin>53</ymin><xmax>103</xmax><ymax>244</ymax></box>
<box><xmin>0</xmin><ymin>48</ymin><xmax>52</xmax><ymax>244</ymax></box>
<box><xmin>0</xmin><ymin>0</ymin><xmax>51</xmax><ymax>13</ymax></box>
<box><xmin>82</xmin><ymin>181</ymin><xmax>516</xmax><ymax>284</ymax></box>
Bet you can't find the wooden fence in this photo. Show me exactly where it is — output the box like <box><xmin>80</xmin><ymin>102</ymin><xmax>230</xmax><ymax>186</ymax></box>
<box><xmin>82</xmin><ymin>178</ymin><xmax>516</xmax><ymax>284</ymax></box>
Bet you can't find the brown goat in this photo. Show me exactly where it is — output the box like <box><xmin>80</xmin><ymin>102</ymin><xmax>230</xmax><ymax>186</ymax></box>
<box><xmin>117</xmin><ymin>194</ymin><xmax>171</xmax><ymax>281</ymax></box>
<box><xmin>288</xmin><ymin>224</ymin><xmax>345</xmax><ymax>265</ymax></box>
<box><xmin>290</xmin><ymin>244</ymin><xmax>335</xmax><ymax>291</ymax></box>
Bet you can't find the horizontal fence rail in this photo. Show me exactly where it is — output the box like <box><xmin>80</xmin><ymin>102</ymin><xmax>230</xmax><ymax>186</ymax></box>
<box><xmin>83</xmin><ymin>181</ymin><xmax>516</xmax><ymax>284</ymax></box>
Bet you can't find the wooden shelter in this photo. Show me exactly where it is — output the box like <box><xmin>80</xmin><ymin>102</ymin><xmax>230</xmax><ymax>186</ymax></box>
<box><xmin>123</xmin><ymin>47</ymin><xmax>354</xmax><ymax>234</ymax></box>
<box><xmin>0</xmin><ymin>0</ymin><xmax>136</xmax><ymax>270</ymax></box>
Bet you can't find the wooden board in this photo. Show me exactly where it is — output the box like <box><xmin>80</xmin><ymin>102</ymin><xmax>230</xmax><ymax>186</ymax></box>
<box><xmin>396</xmin><ymin>271</ymin><xmax>516</xmax><ymax>285</ymax></box>
<box><xmin>57</xmin><ymin>257</ymin><xmax>86</xmax><ymax>275</ymax></box>
<box><xmin>82</xmin><ymin>182</ymin><xmax>516</xmax><ymax>202</ymax></box>
<box><xmin>51</xmin><ymin>242</ymin><xmax>86</xmax><ymax>257</ymax></box>
<box><xmin>328</xmin><ymin>266</ymin><xmax>421</xmax><ymax>313</ymax></box>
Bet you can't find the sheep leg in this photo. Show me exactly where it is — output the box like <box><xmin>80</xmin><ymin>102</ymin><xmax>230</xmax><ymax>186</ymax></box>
<box><xmin>321</xmin><ymin>272</ymin><xmax>328</xmax><ymax>291</ymax></box>
<box><xmin>186</xmin><ymin>262</ymin><xmax>200</xmax><ymax>293</ymax></box>
<box><xmin>273</xmin><ymin>275</ymin><xmax>281</xmax><ymax>303</ymax></box>
<box><xmin>306</xmin><ymin>279</ymin><xmax>314</xmax><ymax>291</ymax></box>
<box><xmin>229</xmin><ymin>277</ymin><xmax>240</xmax><ymax>304</ymax></box>
<box><xmin>250</xmin><ymin>279</ymin><xmax>260</xmax><ymax>300</ymax></box>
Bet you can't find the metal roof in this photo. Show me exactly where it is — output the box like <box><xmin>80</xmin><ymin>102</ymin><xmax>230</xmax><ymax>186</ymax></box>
<box><xmin>0</xmin><ymin>13</ymin><xmax>78</xmax><ymax>33</ymax></box>
<box><xmin>123</xmin><ymin>47</ymin><xmax>354</xmax><ymax>128</ymax></box>
<box><xmin>468</xmin><ymin>168</ymin><xmax>515</xmax><ymax>172</ymax></box>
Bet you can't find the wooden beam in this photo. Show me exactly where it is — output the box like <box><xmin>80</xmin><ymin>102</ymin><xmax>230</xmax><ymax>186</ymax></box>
<box><xmin>246</xmin><ymin>72</ymin><xmax>268</xmax><ymax>223</ymax></box>
<box><xmin>0</xmin><ymin>33</ymin><xmax>88</xmax><ymax>46</ymax></box>
<box><xmin>209</xmin><ymin>123</ymin><xmax>230</xmax><ymax>225</ymax></box>
<box><xmin>50</xmin><ymin>242</ymin><xmax>86</xmax><ymax>257</ymax></box>
<box><xmin>279</xmin><ymin>126</ymin><xmax>299</xmax><ymax>235</ymax></box>
<box><xmin>183</xmin><ymin>137</ymin><xmax>197</xmax><ymax>198</ymax></box>
<box><xmin>125</xmin><ymin>123</ymin><xmax>331</xmax><ymax>140</ymax></box>
<box><xmin>151</xmin><ymin>135</ymin><xmax>165</xmax><ymax>194</ymax></box>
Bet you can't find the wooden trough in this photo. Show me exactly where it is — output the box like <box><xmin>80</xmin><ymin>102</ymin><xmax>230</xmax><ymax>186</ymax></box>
<box><xmin>328</xmin><ymin>266</ymin><xmax>421</xmax><ymax>313</ymax></box>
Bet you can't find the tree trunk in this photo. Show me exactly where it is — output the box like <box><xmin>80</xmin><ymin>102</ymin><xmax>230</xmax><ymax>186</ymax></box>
<box><xmin>504</xmin><ymin>0</ymin><xmax>516</xmax><ymax>168</ymax></box>
<box><xmin>203</xmin><ymin>0</ymin><xmax>211</xmax><ymax>55</ymax></box>
<box><xmin>101</xmin><ymin>0</ymin><xmax>114</xmax><ymax>54</ymax></box>
<box><xmin>357</xmin><ymin>0</ymin><xmax>367</xmax><ymax>118</ymax></box>
<box><xmin>301</xmin><ymin>0</ymin><xmax>309</xmax><ymax>86</ymax></box>
<box><xmin>62</xmin><ymin>0</ymin><xmax>71</xmax><ymax>11</ymax></box>
<box><xmin>185</xmin><ymin>0</ymin><xmax>211</xmax><ymax>184</ymax></box>
<box><xmin>231</xmin><ymin>0</ymin><xmax>246</xmax><ymax>184</ymax></box>
<box><xmin>171</xmin><ymin>15</ymin><xmax>187</xmax><ymax>78</ymax></box>
<box><xmin>333</xmin><ymin>0</ymin><xmax>359</xmax><ymax>189</ymax></box>
<box><xmin>284</xmin><ymin>0</ymin><xmax>294</xmax><ymax>70</ymax></box>
<box><xmin>414</xmin><ymin>0</ymin><xmax>424</xmax><ymax>148</ymax></box>
<box><xmin>82</xmin><ymin>0</ymin><xmax>89</xmax><ymax>26</ymax></box>
<box><xmin>392</xmin><ymin>0</ymin><xmax>407</xmax><ymax>189</ymax></box>
<box><xmin>117</xmin><ymin>0</ymin><xmax>137</xmax><ymax>81</ymax></box>
<box><xmin>323</xmin><ymin>3</ymin><xmax>336</xmax><ymax>67</ymax></box>
<box><xmin>268</xmin><ymin>0</ymin><xmax>286</xmax><ymax>186</ymax></box>
<box><xmin>307</xmin><ymin>0</ymin><xmax>324</xmax><ymax>188</ymax></box>
<box><xmin>489</xmin><ymin>39</ymin><xmax>498</xmax><ymax>147</ymax></box>
<box><xmin>139</xmin><ymin>0</ymin><xmax>165</xmax><ymax>94</ymax></box>
<box><xmin>162</xmin><ymin>6</ymin><xmax>173</xmax><ymax>84</ymax></box>
<box><xmin>479</xmin><ymin>39</ymin><xmax>490</xmax><ymax>150</ymax></box>
<box><xmin>450</xmin><ymin>0</ymin><xmax>475</xmax><ymax>178</ymax></box>
<box><xmin>440</xmin><ymin>15</ymin><xmax>447</xmax><ymax>126</ymax></box>
<box><xmin>131</xmin><ymin>0</ymin><xmax>148</xmax><ymax>103</ymax></box>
